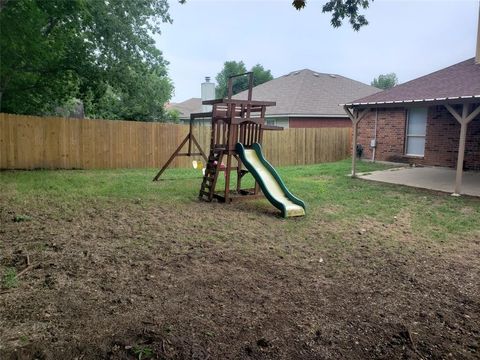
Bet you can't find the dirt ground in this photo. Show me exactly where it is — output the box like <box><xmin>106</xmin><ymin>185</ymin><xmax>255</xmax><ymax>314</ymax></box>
<box><xmin>1</xmin><ymin>198</ymin><xmax>479</xmax><ymax>359</ymax></box>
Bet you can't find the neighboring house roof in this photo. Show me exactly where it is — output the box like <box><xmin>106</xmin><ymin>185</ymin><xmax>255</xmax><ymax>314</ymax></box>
<box><xmin>346</xmin><ymin>58</ymin><xmax>480</xmax><ymax>106</ymax></box>
<box><xmin>234</xmin><ymin>69</ymin><xmax>381</xmax><ymax>117</ymax></box>
<box><xmin>166</xmin><ymin>97</ymin><xmax>202</xmax><ymax>118</ymax></box>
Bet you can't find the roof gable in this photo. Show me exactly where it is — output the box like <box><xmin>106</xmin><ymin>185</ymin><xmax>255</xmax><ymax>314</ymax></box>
<box><xmin>235</xmin><ymin>69</ymin><xmax>380</xmax><ymax>116</ymax></box>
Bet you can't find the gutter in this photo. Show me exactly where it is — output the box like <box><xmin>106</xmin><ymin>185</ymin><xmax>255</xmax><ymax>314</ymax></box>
<box><xmin>341</xmin><ymin>94</ymin><xmax>480</xmax><ymax>107</ymax></box>
<box><xmin>265</xmin><ymin>113</ymin><xmax>349</xmax><ymax>118</ymax></box>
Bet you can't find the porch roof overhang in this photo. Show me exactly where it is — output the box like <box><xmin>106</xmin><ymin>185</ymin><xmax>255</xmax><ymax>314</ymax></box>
<box><xmin>344</xmin><ymin>97</ymin><xmax>480</xmax><ymax>197</ymax></box>
<box><xmin>340</xmin><ymin>94</ymin><xmax>480</xmax><ymax>109</ymax></box>
<box><xmin>343</xmin><ymin>57</ymin><xmax>480</xmax><ymax>196</ymax></box>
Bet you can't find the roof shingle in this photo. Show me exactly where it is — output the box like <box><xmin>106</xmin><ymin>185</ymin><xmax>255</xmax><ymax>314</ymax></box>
<box><xmin>349</xmin><ymin>58</ymin><xmax>480</xmax><ymax>105</ymax></box>
<box><xmin>235</xmin><ymin>69</ymin><xmax>380</xmax><ymax>116</ymax></box>
<box><xmin>166</xmin><ymin>98</ymin><xmax>202</xmax><ymax>118</ymax></box>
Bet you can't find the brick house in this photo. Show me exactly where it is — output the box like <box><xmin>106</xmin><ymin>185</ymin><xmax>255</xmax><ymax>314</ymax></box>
<box><xmin>343</xmin><ymin>57</ymin><xmax>480</xmax><ymax>195</ymax></box>
<box><xmin>234</xmin><ymin>69</ymin><xmax>380</xmax><ymax>128</ymax></box>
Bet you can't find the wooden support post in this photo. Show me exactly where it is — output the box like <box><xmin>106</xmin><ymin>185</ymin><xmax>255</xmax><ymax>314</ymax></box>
<box><xmin>351</xmin><ymin>120</ymin><xmax>359</xmax><ymax>177</ymax></box>
<box><xmin>455</xmin><ymin>120</ymin><xmax>468</xmax><ymax>195</ymax></box>
<box><xmin>254</xmin><ymin>180</ymin><xmax>260</xmax><ymax>195</ymax></box>
<box><xmin>445</xmin><ymin>103</ymin><xmax>480</xmax><ymax>195</ymax></box>
<box><xmin>153</xmin><ymin>113</ymin><xmax>208</xmax><ymax>181</ymax></box>
<box><xmin>235</xmin><ymin>154</ymin><xmax>242</xmax><ymax>193</ymax></box>
<box><xmin>344</xmin><ymin>106</ymin><xmax>369</xmax><ymax>177</ymax></box>
<box><xmin>153</xmin><ymin>135</ymin><xmax>189</xmax><ymax>181</ymax></box>
<box><xmin>224</xmin><ymin>154</ymin><xmax>232</xmax><ymax>202</ymax></box>
<box><xmin>188</xmin><ymin>114</ymin><xmax>193</xmax><ymax>154</ymax></box>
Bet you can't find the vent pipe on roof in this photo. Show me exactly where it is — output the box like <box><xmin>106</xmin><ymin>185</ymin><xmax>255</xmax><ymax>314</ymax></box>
<box><xmin>476</xmin><ymin>2</ymin><xmax>480</xmax><ymax>64</ymax></box>
<box><xmin>201</xmin><ymin>76</ymin><xmax>215</xmax><ymax>112</ymax></box>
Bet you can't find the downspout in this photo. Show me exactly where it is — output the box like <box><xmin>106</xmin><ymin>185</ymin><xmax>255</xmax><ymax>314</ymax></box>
<box><xmin>372</xmin><ymin>108</ymin><xmax>378</xmax><ymax>162</ymax></box>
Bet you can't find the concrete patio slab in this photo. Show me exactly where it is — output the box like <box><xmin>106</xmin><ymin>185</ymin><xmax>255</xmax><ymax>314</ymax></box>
<box><xmin>358</xmin><ymin>166</ymin><xmax>480</xmax><ymax>197</ymax></box>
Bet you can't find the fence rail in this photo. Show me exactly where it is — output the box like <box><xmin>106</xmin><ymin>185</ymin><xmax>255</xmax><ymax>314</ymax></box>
<box><xmin>0</xmin><ymin>113</ymin><xmax>351</xmax><ymax>170</ymax></box>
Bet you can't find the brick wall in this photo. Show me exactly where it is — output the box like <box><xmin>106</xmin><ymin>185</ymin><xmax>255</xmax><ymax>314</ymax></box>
<box><xmin>357</xmin><ymin>108</ymin><xmax>407</xmax><ymax>162</ymax></box>
<box><xmin>426</xmin><ymin>105</ymin><xmax>480</xmax><ymax>170</ymax></box>
<box><xmin>356</xmin><ymin>104</ymin><xmax>480</xmax><ymax>170</ymax></box>
<box><xmin>465</xmin><ymin>116</ymin><xmax>480</xmax><ymax>170</ymax></box>
<box><xmin>289</xmin><ymin>117</ymin><xmax>351</xmax><ymax>128</ymax></box>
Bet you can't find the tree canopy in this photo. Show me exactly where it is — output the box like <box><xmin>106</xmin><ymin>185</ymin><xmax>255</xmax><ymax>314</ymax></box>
<box><xmin>371</xmin><ymin>73</ymin><xmax>398</xmax><ymax>90</ymax></box>
<box><xmin>292</xmin><ymin>0</ymin><xmax>372</xmax><ymax>31</ymax></box>
<box><xmin>215</xmin><ymin>61</ymin><xmax>273</xmax><ymax>98</ymax></box>
<box><xmin>0</xmin><ymin>0</ymin><xmax>176</xmax><ymax>121</ymax></box>
<box><xmin>175</xmin><ymin>1</ymin><xmax>372</xmax><ymax>31</ymax></box>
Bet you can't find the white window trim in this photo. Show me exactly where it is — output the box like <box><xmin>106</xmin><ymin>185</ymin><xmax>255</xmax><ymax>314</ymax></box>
<box><xmin>405</xmin><ymin>108</ymin><xmax>427</xmax><ymax>157</ymax></box>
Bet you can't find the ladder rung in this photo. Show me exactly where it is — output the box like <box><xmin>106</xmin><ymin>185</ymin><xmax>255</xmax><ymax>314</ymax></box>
<box><xmin>200</xmin><ymin>149</ymin><xmax>225</xmax><ymax>202</ymax></box>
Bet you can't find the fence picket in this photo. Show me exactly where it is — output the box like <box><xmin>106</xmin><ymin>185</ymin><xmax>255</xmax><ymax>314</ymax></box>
<box><xmin>0</xmin><ymin>113</ymin><xmax>351</xmax><ymax>170</ymax></box>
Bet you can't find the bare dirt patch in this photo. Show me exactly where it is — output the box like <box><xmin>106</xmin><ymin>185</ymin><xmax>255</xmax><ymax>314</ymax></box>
<box><xmin>1</xmin><ymin>198</ymin><xmax>479</xmax><ymax>359</ymax></box>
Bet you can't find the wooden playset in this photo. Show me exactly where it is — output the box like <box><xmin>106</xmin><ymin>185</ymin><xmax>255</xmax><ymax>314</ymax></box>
<box><xmin>153</xmin><ymin>73</ymin><xmax>306</xmax><ymax>217</ymax></box>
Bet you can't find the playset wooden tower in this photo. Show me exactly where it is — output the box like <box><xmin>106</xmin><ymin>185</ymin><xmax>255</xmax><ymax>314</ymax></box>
<box><xmin>154</xmin><ymin>72</ymin><xmax>277</xmax><ymax>201</ymax></box>
<box><xmin>153</xmin><ymin>72</ymin><xmax>306</xmax><ymax>217</ymax></box>
<box><xmin>198</xmin><ymin>73</ymin><xmax>280</xmax><ymax>203</ymax></box>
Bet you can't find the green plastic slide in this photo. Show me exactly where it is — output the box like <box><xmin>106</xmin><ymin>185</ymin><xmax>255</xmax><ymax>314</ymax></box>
<box><xmin>236</xmin><ymin>142</ymin><xmax>306</xmax><ymax>218</ymax></box>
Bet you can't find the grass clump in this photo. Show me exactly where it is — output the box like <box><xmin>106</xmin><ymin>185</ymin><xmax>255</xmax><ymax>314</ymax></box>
<box><xmin>13</xmin><ymin>214</ymin><xmax>32</xmax><ymax>222</ymax></box>
<box><xmin>2</xmin><ymin>267</ymin><xmax>18</xmax><ymax>289</ymax></box>
<box><xmin>132</xmin><ymin>345</ymin><xmax>154</xmax><ymax>360</ymax></box>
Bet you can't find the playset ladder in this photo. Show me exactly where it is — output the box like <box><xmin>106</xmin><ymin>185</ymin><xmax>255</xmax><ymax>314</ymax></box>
<box><xmin>199</xmin><ymin>149</ymin><xmax>224</xmax><ymax>201</ymax></box>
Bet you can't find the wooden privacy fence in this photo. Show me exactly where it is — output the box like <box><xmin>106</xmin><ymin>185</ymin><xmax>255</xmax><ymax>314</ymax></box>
<box><xmin>0</xmin><ymin>113</ymin><xmax>351</xmax><ymax>170</ymax></box>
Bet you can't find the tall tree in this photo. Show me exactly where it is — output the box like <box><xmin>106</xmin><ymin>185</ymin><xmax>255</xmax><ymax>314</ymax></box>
<box><xmin>0</xmin><ymin>0</ymin><xmax>175</xmax><ymax>121</ymax></box>
<box><xmin>215</xmin><ymin>61</ymin><xmax>274</xmax><ymax>98</ymax></box>
<box><xmin>293</xmin><ymin>0</ymin><xmax>372</xmax><ymax>31</ymax></box>
<box><xmin>371</xmin><ymin>73</ymin><xmax>398</xmax><ymax>90</ymax></box>
<box><xmin>251</xmin><ymin>64</ymin><xmax>274</xmax><ymax>87</ymax></box>
<box><xmin>85</xmin><ymin>65</ymin><xmax>174</xmax><ymax>121</ymax></box>
<box><xmin>215</xmin><ymin>61</ymin><xmax>248</xmax><ymax>98</ymax></box>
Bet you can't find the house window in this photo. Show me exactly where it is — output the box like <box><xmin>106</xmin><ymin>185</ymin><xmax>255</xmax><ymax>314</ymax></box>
<box><xmin>405</xmin><ymin>107</ymin><xmax>427</xmax><ymax>156</ymax></box>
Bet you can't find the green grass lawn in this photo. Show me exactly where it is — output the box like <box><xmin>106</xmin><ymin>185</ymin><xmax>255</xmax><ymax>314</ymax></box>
<box><xmin>1</xmin><ymin>159</ymin><xmax>480</xmax><ymax>358</ymax></box>
<box><xmin>1</xmin><ymin>159</ymin><xmax>479</xmax><ymax>242</ymax></box>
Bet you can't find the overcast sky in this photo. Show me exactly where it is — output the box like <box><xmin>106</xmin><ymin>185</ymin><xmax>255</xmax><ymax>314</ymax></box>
<box><xmin>154</xmin><ymin>0</ymin><xmax>479</xmax><ymax>103</ymax></box>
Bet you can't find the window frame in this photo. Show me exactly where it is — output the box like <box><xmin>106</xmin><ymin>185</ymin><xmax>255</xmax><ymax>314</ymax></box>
<box><xmin>405</xmin><ymin>107</ymin><xmax>428</xmax><ymax>157</ymax></box>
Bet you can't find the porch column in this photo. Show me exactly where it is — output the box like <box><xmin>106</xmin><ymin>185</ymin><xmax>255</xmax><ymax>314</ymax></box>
<box><xmin>352</xmin><ymin>120</ymin><xmax>359</xmax><ymax>176</ymax></box>
<box><xmin>344</xmin><ymin>106</ymin><xmax>370</xmax><ymax>177</ymax></box>
<box><xmin>445</xmin><ymin>103</ymin><xmax>480</xmax><ymax>195</ymax></box>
